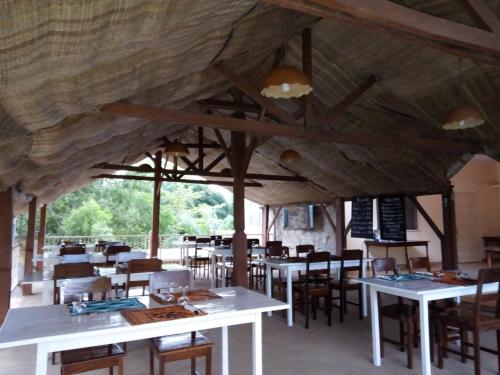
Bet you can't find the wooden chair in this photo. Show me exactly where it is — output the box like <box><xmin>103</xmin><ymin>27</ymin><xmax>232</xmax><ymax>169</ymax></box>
<box><xmin>148</xmin><ymin>271</ymin><xmax>213</xmax><ymax>375</ymax></box>
<box><xmin>60</xmin><ymin>246</ymin><xmax>86</xmax><ymax>256</ymax></box>
<box><xmin>188</xmin><ymin>238</ymin><xmax>211</xmax><ymax>279</ymax></box>
<box><xmin>125</xmin><ymin>258</ymin><xmax>163</xmax><ymax>298</ymax></box>
<box><xmin>372</xmin><ymin>257</ymin><xmax>418</xmax><ymax>369</ymax></box>
<box><xmin>330</xmin><ymin>249</ymin><xmax>364</xmax><ymax>323</ymax></box>
<box><xmin>61</xmin><ymin>254</ymin><xmax>91</xmax><ymax>264</ymax></box>
<box><xmin>296</xmin><ymin>244</ymin><xmax>314</xmax><ymax>257</ymax></box>
<box><xmin>408</xmin><ymin>256</ymin><xmax>431</xmax><ymax>273</ymax></box>
<box><xmin>437</xmin><ymin>267</ymin><xmax>500</xmax><ymax>375</ymax></box>
<box><xmin>293</xmin><ymin>251</ymin><xmax>331</xmax><ymax>329</ymax></box>
<box><xmin>485</xmin><ymin>249</ymin><xmax>500</xmax><ymax>268</ymax></box>
<box><xmin>59</xmin><ymin>276</ymin><xmax>125</xmax><ymax>375</ymax></box>
<box><xmin>53</xmin><ymin>262</ymin><xmax>95</xmax><ymax>304</ymax></box>
<box><xmin>104</xmin><ymin>245</ymin><xmax>131</xmax><ymax>266</ymax></box>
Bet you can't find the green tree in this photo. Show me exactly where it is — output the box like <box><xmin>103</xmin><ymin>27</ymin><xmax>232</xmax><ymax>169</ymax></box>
<box><xmin>61</xmin><ymin>199</ymin><xmax>112</xmax><ymax>236</ymax></box>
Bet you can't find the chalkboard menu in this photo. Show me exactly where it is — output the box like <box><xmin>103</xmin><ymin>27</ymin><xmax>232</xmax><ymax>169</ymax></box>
<box><xmin>351</xmin><ymin>197</ymin><xmax>374</xmax><ymax>239</ymax></box>
<box><xmin>378</xmin><ymin>195</ymin><xmax>407</xmax><ymax>241</ymax></box>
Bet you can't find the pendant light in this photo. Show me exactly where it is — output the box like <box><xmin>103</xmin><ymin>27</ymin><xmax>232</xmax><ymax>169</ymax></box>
<box><xmin>261</xmin><ymin>66</ymin><xmax>313</xmax><ymax>99</ymax></box>
<box><xmin>279</xmin><ymin>149</ymin><xmax>301</xmax><ymax>162</ymax></box>
<box><xmin>164</xmin><ymin>140</ymin><xmax>189</xmax><ymax>157</ymax></box>
<box><xmin>443</xmin><ymin>58</ymin><xmax>484</xmax><ymax>130</ymax></box>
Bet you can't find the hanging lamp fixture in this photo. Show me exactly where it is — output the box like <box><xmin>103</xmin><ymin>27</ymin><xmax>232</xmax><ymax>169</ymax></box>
<box><xmin>443</xmin><ymin>58</ymin><xmax>484</xmax><ymax>130</ymax></box>
<box><xmin>261</xmin><ymin>66</ymin><xmax>312</xmax><ymax>99</ymax></box>
<box><xmin>164</xmin><ymin>141</ymin><xmax>189</xmax><ymax>157</ymax></box>
<box><xmin>279</xmin><ymin>149</ymin><xmax>301</xmax><ymax>162</ymax></box>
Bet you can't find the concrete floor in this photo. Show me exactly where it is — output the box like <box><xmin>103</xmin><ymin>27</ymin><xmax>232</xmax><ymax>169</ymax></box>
<box><xmin>1</xmin><ymin>264</ymin><xmax>498</xmax><ymax>375</ymax></box>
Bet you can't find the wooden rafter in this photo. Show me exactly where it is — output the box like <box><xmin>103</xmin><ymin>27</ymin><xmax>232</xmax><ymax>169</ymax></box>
<box><xmin>407</xmin><ymin>196</ymin><xmax>444</xmax><ymax>240</ymax></box>
<box><xmin>302</xmin><ymin>28</ymin><xmax>314</xmax><ymax>128</ymax></box>
<box><xmin>92</xmin><ymin>163</ymin><xmax>307</xmax><ymax>182</ymax></box>
<box><xmin>320</xmin><ymin>203</ymin><xmax>336</xmax><ymax>233</ymax></box>
<box><xmin>267</xmin><ymin>206</ymin><xmax>283</xmax><ymax>234</ymax></box>
<box><xmin>266</xmin><ymin>0</ymin><xmax>500</xmax><ymax>63</ymax></box>
<box><xmin>213</xmin><ymin>128</ymin><xmax>233</xmax><ymax>168</ymax></box>
<box><xmin>101</xmin><ymin>102</ymin><xmax>480</xmax><ymax>153</ymax></box>
<box><xmin>214</xmin><ymin>62</ymin><xmax>298</xmax><ymax>124</ymax></box>
<box><xmin>92</xmin><ymin>173</ymin><xmax>263</xmax><ymax>187</ymax></box>
<box><xmin>460</xmin><ymin>0</ymin><xmax>500</xmax><ymax>33</ymax></box>
<box><xmin>204</xmin><ymin>152</ymin><xmax>226</xmax><ymax>172</ymax></box>
<box><xmin>317</xmin><ymin>75</ymin><xmax>377</xmax><ymax>127</ymax></box>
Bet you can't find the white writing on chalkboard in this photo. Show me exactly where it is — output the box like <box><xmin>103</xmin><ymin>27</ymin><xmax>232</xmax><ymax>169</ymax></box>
<box><xmin>351</xmin><ymin>197</ymin><xmax>373</xmax><ymax>239</ymax></box>
<box><xmin>378</xmin><ymin>195</ymin><xmax>407</xmax><ymax>242</ymax></box>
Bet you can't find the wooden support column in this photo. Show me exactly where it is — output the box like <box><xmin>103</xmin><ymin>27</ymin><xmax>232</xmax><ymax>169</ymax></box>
<box><xmin>231</xmin><ymin>131</ymin><xmax>248</xmax><ymax>288</ymax></box>
<box><xmin>36</xmin><ymin>204</ymin><xmax>47</xmax><ymax>271</ymax></box>
<box><xmin>262</xmin><ymin>205</ymin><xmax>270</xmax><ymax>247</ymax></box>
<box><xmin>23</xmin><ymin>196</ymin><xmax>36</xmax><ymax>295</ymax></box>
<box><xmin>150</xmin><ymin>151</ymin><xmax>162</xmax><ymax>258</ymax></box>
<box><xmin>0</xmin><ymin>188</ymin><xmax>13</xmax><ymax>325</ymax></box>
<box><xmin>442</xmin><ymin>188</ymin><xmax>458</xmax><ymax>270</ymax></box>
<box><xmin>335</xmin><ymin>197</ymin><xmax>346</xmax><ymax>255</ymax></box>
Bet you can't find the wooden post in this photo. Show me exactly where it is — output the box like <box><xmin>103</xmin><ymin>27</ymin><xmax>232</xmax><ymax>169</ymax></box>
<box><xmin>231</xmin><ymin>131</ymin><xmax>248</xmax><ymax>288</ymax></box>
<box><xmin>23</xmin><ymin>196</ymin><xmax>36</xmax><ymax>295</ymax></box>
<box><xmin>335</xmin><ymin>197</ymin><xmax>346</xmax><ymax>254</ymax></box>
<box><xmin>442</xmin><ymin>188</ymin><xmax>458</xmax><ymax>270</ymax></box>
<box><xmin>0</xmin><ymin>188</ymin><xmax>13</xmax><ymax>325</ymax></box>
<box><xmin>36</xmin><ymin>204</ymin><xmax>47</xmax><ymax>271</ymax></box>
<box><xmin>262</xmin><ymin>205</ymin><xmax>270</xmax><ymax>246</ymax></box>
<box><xmin>150</xmin><ymin>151</ymin><xmax>162</xmax><ymax>258</ymax></box>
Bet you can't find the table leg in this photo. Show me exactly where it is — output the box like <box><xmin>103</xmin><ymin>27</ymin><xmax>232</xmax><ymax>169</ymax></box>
<box><xmin>222</xmin><ymin>326</ymin><xmax>229</xmax><ymax>375</ymax></box>
<box><xmin>266</xmin><ymin>265</ymin><xmax>272</xmax><ymax>317</ymax></box>
<box><xmin>369</xmin><ymin>286</ymin><xmax>381</xmax><ymax>366</ymax></box>
<box><xmin>221</xmin><ymin>255</ymin><xmax>226</xmax><ymax>288</ymax></box>
<box><xmin>210</xmin><ymin>252</ymin><xmax>216</xmax><ymax>289</ymax></box>
<box><xmin>35</xmin><ymin>342</ymin><xmax>48</xmax><ymax>375</ymax></box>
<box><xmin>385</xmin><ymin>246</ymin><xmax>388</xmax><ymax>259</ymax></box>
<box><xmin>252</xmin><ymin>313</ymin><xmax>263</xmax><ymax>375</ymax></box>
<box><xmin>286</xmin><ymin>269</ymin><xmax>293</xmax><ymax>327</ymax></box>
<box><xmin>42</xmin><ymin>280</ymin><xmax>51</xmax><ymax>305</ymax></box>
<box><xmin>361</xmin><ymin>262</ymin><xmax>367</xmax><ymax>317</ymax></box>
<box><xmin>419</xmin><ymin>296</ymin><xmax>432</xmax><ymax>375</ymax></box>
<box><xmin>405</xmin><ymin>246</ymin><xmax>409</xmax><ymax>269</ymax></box>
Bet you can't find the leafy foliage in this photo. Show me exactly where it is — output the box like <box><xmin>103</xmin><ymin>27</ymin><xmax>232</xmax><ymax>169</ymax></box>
<box><xmin>17</xmin><ymin>179</ymin><xmax>234</xmax><ymax>236</ymax></box>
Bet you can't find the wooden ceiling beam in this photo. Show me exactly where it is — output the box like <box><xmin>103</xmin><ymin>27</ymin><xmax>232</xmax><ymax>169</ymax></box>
<box><xmin>460</xmin><ymin>0</ymin><xmax>500</xmax><ymax>33</ymax></box>
<box><xmin>214</xmin><ymin>62</ymin><xmax>298</xmax><ymax>125</ymax></box>
<box><xmin>92</xmin><ymin>174</ymin><xmax>263</xmax><ymax>187</ymax></box>
<box><xmin>92</xmin><ymin>163</ymin><xmax>307</xmax><ymax>182</ymax></box>
<box><xmin>267</xmin><ymin>0</ymin><xmax>500</xmax><ymax>58</ymax></box>
<box><xmin>318</xmin><ymin>75</ymin><xmax>377</xmax><ymax>127</ymax></box>
<box><xmin>101</xmin><ymin>102</ymin><xmax>480</xmax><ymax>153</ymax></box>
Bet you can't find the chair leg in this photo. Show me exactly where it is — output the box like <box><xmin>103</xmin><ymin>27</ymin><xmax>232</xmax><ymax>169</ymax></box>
<box><xmin>109</xmin><ymin>366</ymin><xmax>114</xmax><ymax>375</ymax></box>
<box><xmin>119</xmin><ymin>358</ymin><xmax>124</xmax><ymax>375</ymax></box>
<box><xmin>339</xmin><ymin>291</ymin><xmax>344</xmax><ymax>323</ymax></box>
<box><xmin>379</xmin><ymin>315</ymin><xmax>385</xmax><ymax>358</ymax></box>
<box><xmin>437</xmin><ymin>321</ymin><xmax>445</xmax><ymax>369</ymax></box>
<box><xmin>191</xmin><ymin>357</ymin><xmax>196</xmax><ymax>374</ymax></box>
<box><xmin>149</xmin><ymin>348</ymin><xmax>154</xmax><ymax>375</ymax></box>
<box><xmin>206</xmin><ymin>351</ymin><xmax>212</xmax><ymax>375</ymax></box>
<box><xmin>496</xmin><ymin>329</ymin><xmax>500</xmax><ymax>374</ymax></box>
<box><xmin>159</xmin><ymin>358</ymin><xmax>165</xmax><ymax>375</ymax></box>
<box><xmin>358</xmin><ymin>288</ymin><xmax>363</xmax><ymax>320</ymax></box>
<box><xmin>406</xmin><ymin>318</ymin><xmax>413</xmax><ymax>369</ymax></box>
<box><xmin>473</xmin><ymin>329</ymin><xmax>481</xmax><ymax>375</ymax></box>
<box><xmin>326</xmin><ymin>295</ymin><xmax>332</xmax><ymax>327</ymax></box>
<box><xmin>305</xmin><ymin>292</ymin><xmax>310</xmax><ymax>329</ymax></box>
<box><xmin>460</xmin><ymin>328</ymin><xmax>467</xmax><ymax>363</ymax></box>
<box><xmin>399</xmin><ymin>321</ymin><xmax>405</xmax><ymax>352</ymax></box>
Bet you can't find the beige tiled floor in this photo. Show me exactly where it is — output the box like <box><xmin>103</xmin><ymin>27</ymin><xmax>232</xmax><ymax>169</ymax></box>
<box><xmin>1</xmin><ymin>263</ymin><xmax>498</xmax><ymax>375</ymax></box>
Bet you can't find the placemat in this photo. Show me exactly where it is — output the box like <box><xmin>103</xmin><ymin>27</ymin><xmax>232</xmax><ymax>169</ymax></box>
<box><xmin>375</xmin><ymin>274</ymin><xmax>427</xmax><ymax>281</ymax></box>
<box><xmin>150</xmin><ymin>289</ymin><xmax>221</xmax><ymax>305</ymax></box>
<box><xmin>121</xmin><ymin>305</ymin><xmax>206</xmax><ymax>325</ymax></box>
<box><xmin>432</xmin><ymin>277</ymin><xmax>477</xmax><ymax>286</ymax></box>
<box><xmin>68</xmin><ymin>298</ymin><xmax>145</xmax><ymax>316</ymax></box>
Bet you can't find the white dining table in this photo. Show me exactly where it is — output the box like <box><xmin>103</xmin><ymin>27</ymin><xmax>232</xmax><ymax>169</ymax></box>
<box><xmin>41</xmin><ymin>263</ymin><xmax>187</xmax><ymax>305</ymax></box>
<box><xmin>0</xmin><ymin>287</ymin><xmax>288</xmax><ymax>375</ymax></box>
<box><xmin>357</xmin><ymin>276</ymin><xmax>499</xmax><ymax>375</ymax></box>
<box><xmin>209</xmin><ymin>246</ymin><xmax>266</xmax><ymax>288</ymax></box>
<box><xmin>263</xmin><ymin>257</ymin><xmax>371</xmax><ymax>326</ymax></box>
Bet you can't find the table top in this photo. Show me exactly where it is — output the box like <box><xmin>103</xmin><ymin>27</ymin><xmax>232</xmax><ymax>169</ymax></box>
<box><xmin>262</xmin><ymin>257</ymin><xmax>371</xmax><ymax>270</ymax></box>
<box><xmin>0</xmin><ymin>287</ymin><xmax>287</xmax><ymax>349</ymax></box>
<box><xmin>209</xmin><ymin>246</ymin><xmax>266</xmax><ymax>255</ymax></box>
<box><xmin>357</xmin><ymin>275</ymin><xmax>498</xmax><ymax>299</ymax></box>
<box><xmin>364</xmin><ymin>240</ymin><xmax>429</xmax><ymax>247</ymax></box>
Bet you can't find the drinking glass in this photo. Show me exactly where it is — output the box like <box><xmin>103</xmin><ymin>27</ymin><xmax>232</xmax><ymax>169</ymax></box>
<box><xmin>164</xmin><ymin>282</ymin><xmax>176</xmax><ymax>304</ymax></box>
<box><xmin>177</xmin><ymin>286</ymin><xmax>190</xmax><ymax>305</ymax></box>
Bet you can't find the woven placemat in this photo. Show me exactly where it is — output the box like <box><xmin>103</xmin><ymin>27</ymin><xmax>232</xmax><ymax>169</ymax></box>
<box><xmin>68</xmin><ymin>298</ymin><xmax>145</xmax><ymax>316</ymax></box>
<box><xmin>150</xmin><ymin>289</ymin><xmax>221</xmax><ymax>305</ymax></box>
<box><xmin>121</xmin><ymin>305</ymin><xmax>206</xmax><ymax>325</ymax></box>
<box><xmin>433</xmin><ymin>277</ymin><xmax>477</xmax><ymax>286</ymax></box>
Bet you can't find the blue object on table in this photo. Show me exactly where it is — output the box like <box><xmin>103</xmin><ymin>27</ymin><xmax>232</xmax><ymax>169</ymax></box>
<box><xmin>68</xmin><ymin>298</ymin><xmax>146</xmax><ymax>316</ymax></box>
<box><xmin>376</xmin><ymin>274</ymin><xmax>427</xmax><ymax>282</ymax></box>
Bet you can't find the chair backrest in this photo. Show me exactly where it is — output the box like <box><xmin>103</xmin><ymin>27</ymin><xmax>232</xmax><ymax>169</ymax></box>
<box><xmin>128</xmin><ymin>258</ymin><xmax>163</xmax><ymax>274</ymax></box>
<box><xmin>372</xmin><ymin>257</ymin><xmax>399</xmax><ymax>276</ymax></box>
<box><xmin>61</xmin><ymin>254</ymin><xmax>91</xmax><ymax>264</ymax></box>
<box><xmin>196</xmin><ymin>237</ymin><xmax>211</xmax><ymax>246</ymax></box>
<box><xmin>267</xmin><ymin>245</ymin><xmax>288</xmax><ymax>258</ymax></box>
<box><xmin>210</xmin><ymin>235</ymin><xmax>222</xmax><ymax>241</ymax></box>
<box><xmin>61</xmin><ymin>241</ymin><xmax>85</xmax><ymax>248</ymax></box>
<box><xmin>473</xmin><ymin>268</ymin><xmax>500</xmax><ymax>322</ymax></box>
<box><xmin>149</xmin><ymin>270</ymin><xmax>193</xmax><ymax>293</ymax></box>
<box><xmin>305</xmin><ymin>251</ymin><xmax>331</xmax><ymax>284</ymax></box>
<box><xmin>61</xmin><ymin>276</ymin><xmax>112</xmax><ymax>303</ymax></box>
<box><xmin>340</xmin><ymin>249</ymin><xmax>363</xmax><ymax>279</ymax></box>
<box><xmin>296</xmin><ymin>244</ymin><xmax>314</xmax><ymax>257</ymax></box>
<box><xmin>408</xmin><ymin>256</ymin><xmax>431</xmax><ymax>273</ymax></box>
<box><xmin>247</xmin><ymin>238</ymin><xmax>260</xmax><ymax>247</ymax></box>
<box><xmin>59</xmin><ymin>246</ymin><xmax>86</xmax><ymax>256</ymax></box>
<box><xmin>266</xmin><ymin>240</ymin><xmax>282</xmax><ymax>248</ymax></box>
<box><xmin>222</xmin><ymin>238</ymin><xmax>232</xmax><ymax>246</ymax></box>
<box><xmin>105</xmin><ymin>245</ymin><xmax>131</xmax><ymax>256</ymax></box>
<box><xmin>116</xmin><ymin>251</ymin><xmax>146</xmax><ymax>264</ymax></box>
<box><xmin>183</xmin><ymin>235</ymin><xmax>197</xmax><ymax>242</ymax></box>
<box><xmin>53</xmin><ymin>262</ymin><xmax>95</xmax><ymax>304</ymax></box>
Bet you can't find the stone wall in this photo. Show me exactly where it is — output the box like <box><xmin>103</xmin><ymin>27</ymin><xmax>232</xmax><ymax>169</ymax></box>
<box><xmin>273</xmin><ymin>204</ymin><xmax>337</xmax><ymax>255</ymax></box>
